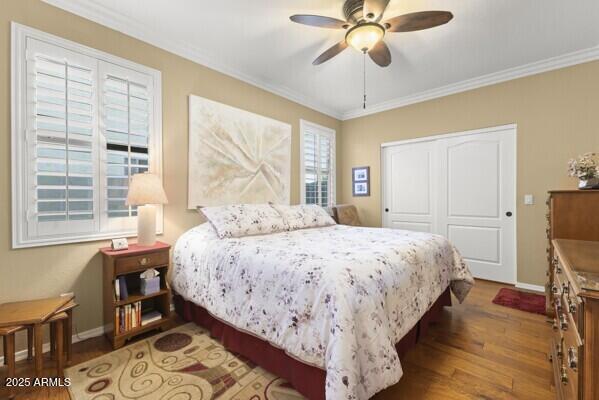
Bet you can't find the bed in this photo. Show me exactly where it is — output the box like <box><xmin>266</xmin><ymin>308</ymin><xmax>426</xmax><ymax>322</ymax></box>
<box><xmin>171</xmin><ymin>209</ymin><xmax>473</xmax><ymax>400</ymax></box>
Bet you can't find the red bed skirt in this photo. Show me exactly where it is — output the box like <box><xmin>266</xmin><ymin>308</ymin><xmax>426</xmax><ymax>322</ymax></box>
<box><xmin>174</xmin><ymin>288</ymin><xmax>451</xmax><ymax>400</ymax></box>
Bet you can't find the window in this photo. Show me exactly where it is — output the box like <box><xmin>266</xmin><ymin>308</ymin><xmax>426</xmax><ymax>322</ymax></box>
<box><xmin>12</xmin><ymin>23</ymin><xmax>162</xmax><ymax>248</ymax></box>
<box><xmin>300</xmin><ymin>120</ymin><xmax>336</xmax><ymax>207</ymax></box>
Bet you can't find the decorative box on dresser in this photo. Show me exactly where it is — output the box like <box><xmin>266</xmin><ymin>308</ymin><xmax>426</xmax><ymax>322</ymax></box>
<box><xmin>546</xmin><ymin>190</ymin><xmax>599</xmax><ymax>399</ymax></box>
<box><xmin>100</xmin><ymin>241</ymin><xmax>173</xmax><ymax>349</ymax></box>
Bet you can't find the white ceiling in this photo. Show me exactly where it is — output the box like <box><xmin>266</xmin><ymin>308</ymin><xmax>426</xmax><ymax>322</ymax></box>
<box><xmin>45</xmin><ymin>0</ymin><xmax>599</xmax><ymax>120</ymax></box>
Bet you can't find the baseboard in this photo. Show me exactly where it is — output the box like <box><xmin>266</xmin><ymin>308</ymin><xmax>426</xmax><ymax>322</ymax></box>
<box><xmin>0</xmin><ymin>325</ymin><xmax>106</xmax><ymax>364</ymax></box>
<box><xmin>515</xmin><ymin>282</ymin><xmax>545</xmax><ymax>293</ymax></box>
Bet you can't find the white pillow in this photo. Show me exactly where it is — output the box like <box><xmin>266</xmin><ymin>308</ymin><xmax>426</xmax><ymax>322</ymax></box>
<box><xmin>200</xmin><ymin>204</ymin><xmax>287</xmax><ymax>239</ymax></box>
<box><xmin>271</xmin><ymin>204</ymin><xmax>336</xmax><ymax>230</ymax></box>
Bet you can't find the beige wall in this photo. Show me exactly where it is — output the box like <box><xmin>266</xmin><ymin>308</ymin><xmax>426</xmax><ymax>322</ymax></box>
<box><xmin>3</xmin><ymin>0</ymin><xmax>598</xmax><ymax>359</ymax></box>
<box><xmin>340</xmin><ymin>60</ymin><xmax>599</xmax><ymax>286</ymax></box>
<box><xmin>0</xmin><ymin>0</ymin><xmax>341</xmax><ymax>355</ymax></box>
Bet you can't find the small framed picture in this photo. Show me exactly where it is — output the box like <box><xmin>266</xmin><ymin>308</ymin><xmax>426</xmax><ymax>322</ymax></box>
<box><xmin>353</xmin><ymin>182</ymin><xmax>369</xmax><ymax>196</ymax></box>
<box><xmin>352</xmin><ymin>166</ymin><xmax>370</xmax><ymax>197</ymax></box>
<box><xmin>353</xmin><ymin>166</ymin><xmax>369</xmax><ymax>182</ymax></box>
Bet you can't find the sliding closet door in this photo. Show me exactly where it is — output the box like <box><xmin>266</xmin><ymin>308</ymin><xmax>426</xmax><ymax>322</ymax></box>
<box><xmin>382</xmin><ymin>126</ymin><xmax>516</xmax><ymax>284</ymax></box>
<box><xmin>382</xmin><ymin>140</ymin><xmax>437</xmax><ymax>233</ymax></box>
<box><xmin>437</xmin><ymin>128</ymin><xmax>516</xmax><ymax>283</ymax></box>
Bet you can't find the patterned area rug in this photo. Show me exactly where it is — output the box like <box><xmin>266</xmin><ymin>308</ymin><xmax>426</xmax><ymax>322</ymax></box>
<box><xmin>66</xmin><ymin>323</ymin><xmax>305</xmax><ymax>399</ymax></box>
<box><xmin>492</xmin><ymin>287</ymin><xmax>546</xmax><ymax>315</ymax></box>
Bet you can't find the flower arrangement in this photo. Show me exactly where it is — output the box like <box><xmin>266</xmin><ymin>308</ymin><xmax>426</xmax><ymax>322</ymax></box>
<box><xmin>568</xmin><ymin>153</ymin><xmax>598</xmax><ymax>180</ymax></box>
<box><xmin>568</xmin><ymin>152</ymin><xmax>599</xmax><ymax>189</ymax></box>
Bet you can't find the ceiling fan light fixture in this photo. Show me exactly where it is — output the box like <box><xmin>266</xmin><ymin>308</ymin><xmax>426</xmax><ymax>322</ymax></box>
<box><xmin>345</xmin><ymin>23</ymin><xmax>385</xmax><ymax>53</ymax></box>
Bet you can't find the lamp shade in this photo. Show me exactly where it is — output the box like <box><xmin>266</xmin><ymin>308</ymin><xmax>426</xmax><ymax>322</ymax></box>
<box><xmin>126</xmin><ymin>173</ymin><xmax>168</xmax><ymax>206</ymax></box>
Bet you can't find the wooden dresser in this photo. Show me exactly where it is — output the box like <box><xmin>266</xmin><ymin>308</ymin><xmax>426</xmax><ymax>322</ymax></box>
<box><xmin>546</xmin><ymin>190</ymin><xmax>599</xmax><ymax>316</ymax></box>
<box><xmin>549</xmin><ymin>240</ymin><xmax>599</xmax><ymax>399</ymax></box>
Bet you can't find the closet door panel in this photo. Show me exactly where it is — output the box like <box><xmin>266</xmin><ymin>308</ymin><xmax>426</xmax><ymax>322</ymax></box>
<box><xmin>382</xmin><ymin>141</ymin><xmax>437</xmax><ymax>233</ymax></box>
<box><xmin>438</xmin><ymin>128</ymin><xmax>516</xmax><ymax>283</ymax></box>
<box><xmin>382</xmin><ymin>125</ymin><xmax>516</xmax><ymax>284</ymax></box>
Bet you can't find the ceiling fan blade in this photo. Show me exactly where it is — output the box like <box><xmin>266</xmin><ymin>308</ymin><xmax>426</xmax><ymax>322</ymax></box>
<box><xmin>290</xmin><ymin>15</ymin><xmax>349</xmax><ymax>29</ymax></box>
<box><xmin>369</xmin><ymin>40</ymin><xmax>391</xmax><ymax>67</ymax></box>
<box><xmin>313</xmin><ymin>40</ymin><xmax>348</xmax><ymax>65</ymax></box>
<box><xmin>363</xmin><ymin>0</ymin><xmax>390</xmax><ymax>21</ymax></box>
<box><xmin>384</xmin><ymin>11</ymin><xmax>453</xmax><ymax>32</ymax></box>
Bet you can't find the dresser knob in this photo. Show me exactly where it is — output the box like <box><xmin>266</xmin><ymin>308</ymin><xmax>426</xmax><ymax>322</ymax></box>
<box><xmin>553</xmin><ymin>258</ymin><xmax>562</xmax><ymax>274</ymax></box>
<box><xmin>559</xmin><ymin>314</ymin><xmax>568</xmax><ymax>331</ymax></box>
<box><xmin>568</xmin><ymin>347</ymin><xmax>578</xmax><ymax>370</ymax></box>
<box><xmin>556</xmin><ymin>340</ymin><xmax>563</xmax><ymax>359</ymax></box>
<box><xmin>561</xmin><ymin>365</ymin><xmax>569</xmax><ymax>385</ymax></box>
<box><xmin>568</xmin><ymin>299</ymin><xmax>577</xmax><ymax>314</ymax></box>
<box><xmin>553</xmin><ymin>296</ymin><xmax>562</xmax><ymax>312</ymax></box>
<box><xmin>139</xmin><ymin>257</ymin><xmax>149</xmax><ymax>266</ymax></box>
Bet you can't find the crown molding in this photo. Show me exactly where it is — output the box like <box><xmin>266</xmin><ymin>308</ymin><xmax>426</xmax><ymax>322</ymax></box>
<box><xmin>342</xmin><ymin>44</ymin><xmax>599</xmax><ymax>120</ymax></box>
<box><xmin>41</xmin><ymin>0</ymin><xmax>344</xmax><ymax>120</ymax></box>
<box><xmin>42</xmin><ymin>0</ymin><xmax>599</xmax><ymax>122</ymax></box>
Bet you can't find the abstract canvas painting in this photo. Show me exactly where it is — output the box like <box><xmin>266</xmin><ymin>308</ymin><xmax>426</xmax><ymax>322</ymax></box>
<box><xmin>188</xmin><ymin>95</ymin><xmax>291</xmax><ymax>208</ymax></box>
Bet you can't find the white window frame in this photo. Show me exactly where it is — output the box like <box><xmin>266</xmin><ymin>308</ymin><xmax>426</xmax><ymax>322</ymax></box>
<box><xmin>11</xmin><ymin>22</ymin><xmax>163</xmax><ymax>248</ymax></box>
<box><xmin>299</xmin><ymin>119</ymin><xmax>336</xmax><ymax>207</ymax></box>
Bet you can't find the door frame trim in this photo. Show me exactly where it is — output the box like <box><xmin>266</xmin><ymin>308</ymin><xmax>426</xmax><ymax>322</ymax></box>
<box><xmin>380</xmin><ymin>123</ymin><xmax>518</xmax><ymax>284</ymax></box>
<box><xmin>380</xmin><ymin>123</ymin><xmax>517</xmax><ymax>148</ymax></box>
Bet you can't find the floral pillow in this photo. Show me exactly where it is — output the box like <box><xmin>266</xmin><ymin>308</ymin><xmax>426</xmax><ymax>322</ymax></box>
<box><xmin>200</xmin><ymin>204</ymin><xmax>288</xmax><ymax>239</ymax></box>
<box><xmin>271</xmin><ymin>204</ymin><xmax>336</xmax><ymax>230</ymax></box>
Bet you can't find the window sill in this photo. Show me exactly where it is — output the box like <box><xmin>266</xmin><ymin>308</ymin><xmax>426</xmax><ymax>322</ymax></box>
<box><xmin>12</xmin><ymin>229</ymin><xmax>164</xmax><ymax>249</ymax></box>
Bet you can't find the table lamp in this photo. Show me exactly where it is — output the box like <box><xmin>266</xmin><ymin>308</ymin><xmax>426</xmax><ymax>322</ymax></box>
<box><xmin>126</xmin><ymin>172</ymin><xmax>168</xmax><ymax>246</ymax></box>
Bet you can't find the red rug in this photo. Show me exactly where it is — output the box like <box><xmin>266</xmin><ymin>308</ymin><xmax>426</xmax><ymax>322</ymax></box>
<box><xmin>492</xmin><ymin>288</ymin><xmax>546</xmax><ymax>315</ymax></box>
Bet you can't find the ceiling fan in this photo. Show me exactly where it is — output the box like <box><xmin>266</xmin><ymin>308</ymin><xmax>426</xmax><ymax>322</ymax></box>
<box><xmin>290</xmin><ymin>0</ymin><xmax>453</xmax><ymax>67</ymax></box>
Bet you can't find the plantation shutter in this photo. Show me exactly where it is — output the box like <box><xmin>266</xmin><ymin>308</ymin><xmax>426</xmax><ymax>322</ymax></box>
<box><xmin>13</xmin><ymin>25</ymin><xmax>163</xmax><ymax>248</ymax></box>
<box><xmin>318</xmin><ymin>134</ymin><xmax>332</xmax><ymax>207</ymax></box>
<box><xmin>302</xmin><ymin>124</ymin><xmax>334</xmax><ymax>207</ymax></box>
<box><xmin>26</xmin><ymin>38</ymin><xmax>98</xmax><ymax>238</ymax></box>
<box><xmin>99</xmin><ymin>62</ymin><xmax>153</xmax><ymax>232</ymax></box>
<box><xmin>303</xmin><ymin>131</ymin><xmax>318</xmax><ymax>204</ymax></box>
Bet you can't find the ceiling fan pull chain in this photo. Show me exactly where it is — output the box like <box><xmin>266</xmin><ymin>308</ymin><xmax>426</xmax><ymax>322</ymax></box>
<box><xmin>363</xmin><ymin>51</ymin><xmax>367</xmax><ymax>109</ymax></box>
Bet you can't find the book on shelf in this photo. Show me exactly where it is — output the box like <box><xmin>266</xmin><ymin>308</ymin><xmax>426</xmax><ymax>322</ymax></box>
<box><xmin>116</xmin><ymin>301</ymin><xmax>142</xmax><ymax>334</ymax></box>
<box><xmin>118</xmin><ymin>276</ymin><xmax>129</xmax><ymax>300</ymax></box>
<box><xmin>115</xmin><ymin>278</ymin><xmax>120</xmax><ymax>301</ymax></box>
<box><xmin>141</xmin><ymin>310</ymin><xmax>162</xmax><ymax>326</ymax></box>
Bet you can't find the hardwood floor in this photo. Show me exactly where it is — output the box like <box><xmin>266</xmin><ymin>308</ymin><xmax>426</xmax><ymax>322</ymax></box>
<box><xmin>1</xmin><ymin>280</ymin><xmax>555</xmax><ymax>399</ymax></box>
<box><xmin>376</xmin><ymin>280</ymin><xmax>555</xmax><ymax>400</ymax></box>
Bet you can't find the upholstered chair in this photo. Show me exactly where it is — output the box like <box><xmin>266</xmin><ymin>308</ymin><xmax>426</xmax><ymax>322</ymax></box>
<box><xmin>332</xmin><ymin>204</ymin><xmax>362</xmax><ymax>226</ymax></box>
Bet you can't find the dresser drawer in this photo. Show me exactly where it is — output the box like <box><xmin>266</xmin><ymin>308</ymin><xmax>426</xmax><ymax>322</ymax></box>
<box><xmin>554</xmin><ymin>270</ymin><xmax>584</xmax><ymax>334</ymax></box>
<box><xmin>552</xmin><ymin>329</ymin><xmax>580</xmax><ymax>399</ymax></box>
<box><xmin>115</xmin><ymin>251</ymin><xmax>169</xmax><ymax>275</ymax></box>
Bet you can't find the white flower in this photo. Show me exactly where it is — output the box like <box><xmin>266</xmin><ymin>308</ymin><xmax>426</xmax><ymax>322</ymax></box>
<box><xmin>568</xmin><ymin>152</ymin><xmax>598</xmax><ymax>180</ymax></box>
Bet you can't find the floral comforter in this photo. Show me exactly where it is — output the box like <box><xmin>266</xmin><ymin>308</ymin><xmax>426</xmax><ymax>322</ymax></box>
<box><xmin>172</xmin><ymin>224</ymin><xmax>473</xmax><ymax>400</ymax></box>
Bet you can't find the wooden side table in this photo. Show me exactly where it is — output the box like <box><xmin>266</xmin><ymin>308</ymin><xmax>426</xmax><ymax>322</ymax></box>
<box><xmin>0</xmin><ymin>325</ymin><xmax>21</xmax><ymax>399</ymax></box>
<box><xmin>0</xmin><ymin>295</ymin><xmax>73</xmax><ymax>377</ymax></box>
<box><xmin>100</xmin><ymin>242</ymin><xmax>173</xmax><ymax>349</ymax></box>
<box><xmin>49</xmin><ymin>300</ymin><xmax>78</xmax><ymax>363</ymax></box>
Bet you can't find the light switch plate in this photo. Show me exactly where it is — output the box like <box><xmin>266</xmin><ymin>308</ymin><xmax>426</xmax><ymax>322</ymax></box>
<box><xmin>524</xmin><ymin>194</ymin><xmax>534</xmax><ymax>205</ymax></box>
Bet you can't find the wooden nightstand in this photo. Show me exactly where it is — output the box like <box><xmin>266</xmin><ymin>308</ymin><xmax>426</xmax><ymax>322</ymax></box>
<box><xmin>100</xmin><ymin>241</ymin><xmax>173</xmax><ymax>349</ymax></box>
